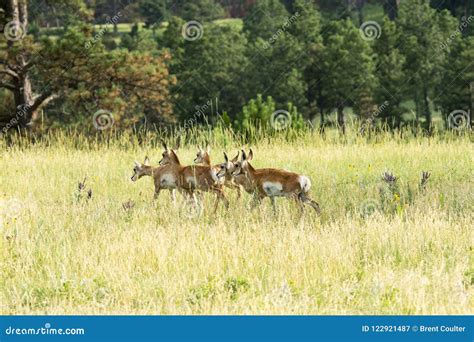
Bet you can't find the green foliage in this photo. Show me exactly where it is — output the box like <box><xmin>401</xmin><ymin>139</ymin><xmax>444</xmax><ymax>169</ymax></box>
<box><xmin>319</xmin><ymin>19</ymin><xmax>375</xmax><ymax>116</ymax></box>
<box><xmin>372</xmin><ymin>17</ymin><xmax>406</xmax><ymax>128</ymax></box>
<box><xmin>397</xmin><ymin>0</ymin><xmax>457</xmax><ymax>128</ymax></box>
<box><xmin>120</xmin><ymin>23</ymin><xmax>157</xmax><ymax>52</ymax></box>
<box><xmin>289</xmin><ymin>0</ymin><xmax>322</xmax><ymax>46</ymax></box>
<box><xmin>175</xmin><ymin>0</ymin><xmax>225</xmax><ymax>22</ymax></box>
<box><xmin>235</xmin><ymin>95</ymin><xmax>276</xmax><ymax>131</ymax></box>
<box><xmin>435</xmin><ymin>36</ymin><xmax>474</xmax><ymax>128</ymax></box>
<box><xmin>186</xmin><ymin>278</ymin><xmax>217</xmax><ymax>306</ymax></box>
<box><xmin>243</xmin><ymin>0</ymin><xmax>290</xmax><ymax>42</ymax></box>
<box><xmin>1</xmin><ymin>0</ymin><xmax>474</xmax><ymax>134</ymax></box>
<box><xmin>32</xmin><ymin>24</ymin><xmax>175</xmax><ymax>130</ymax></box>
<box><xmin>224</xmin><ymin>277</ymin><xmax>250</xmax><ymax>300</ymax></box>
<box><xmin>245</xmin><ymin>33</ymin><xmax>307</xmax><ymax>112</ymax></box>
<box><xmin>162</xmin><ymin>20</ymin><xmax>248</xmax><ymax>121</ymax></box>
<box><xmin>235</xmin><ymin>95</ymin><xmax>305</xmax><ymax>133</ymax></box>
<box><xmin>139</xmin><ymin>0</ymin><xmax>171</xmax><ymax>27</ymax></box>
<box><xmin>219</xmin><ymin>111</ymin><xmax>232</xmax><ymax>127</ymax></box>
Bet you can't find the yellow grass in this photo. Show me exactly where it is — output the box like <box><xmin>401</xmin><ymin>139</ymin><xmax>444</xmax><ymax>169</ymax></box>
<box><xmin>0</xmin><ymin>132</ymin><xmax>473</xmax><ymax>314</ymax></box>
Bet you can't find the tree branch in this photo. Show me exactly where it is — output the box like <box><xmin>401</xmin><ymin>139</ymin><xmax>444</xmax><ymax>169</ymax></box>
<box><xmin>0</xmin><ymin>81</ymin><xmax>16</xmax><ymax>90</ymax></box>
<box><xmin>30</xmin><ymin>93</ymin><xmax>58</xmax><ymax>114</ymax></box>
<box><xmin>0</xmin><ymin>69</ymin><xmax>19</xmax><ymax>79</ymax></box>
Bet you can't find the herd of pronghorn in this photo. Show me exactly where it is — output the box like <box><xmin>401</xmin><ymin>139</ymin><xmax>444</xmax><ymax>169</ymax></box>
<box><xmin>131</xmin><ymin>141</ymin><xmax>321</xmax><ymax>215</ymax></box>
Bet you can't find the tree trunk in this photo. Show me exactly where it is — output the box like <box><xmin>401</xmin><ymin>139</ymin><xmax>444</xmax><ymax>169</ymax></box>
<box><xmin>423</xmin><ymin>85</ymin><xmax>432</xmax><ymax>132</ymax></box>
<box><xmin>449</xmin><ymin>0</ymin><xmax>457</xmax><ymax>17</ymax></box>
<box><xmin>337</xmin><ymin>104</ymin><xmax>345</xmax><ymax>135</ymax></box>
<box><xmin>1</xmin><ymin>0</ymin><xmax>57</xmax><ymax>129</ymax></box>
<box><xmin>113</xmin><ymin>0</ymin><xmax>118</xmax><ymax>34</ymax></box>
<box><xmin>384</xmin><ymin>0</ymin><xmax>399</xmax><ymax>21</ymax></box>
<box><xmin>356</xmin><ymin>0</ymin><xmax>365</xmax><ymax>26</ymax></box>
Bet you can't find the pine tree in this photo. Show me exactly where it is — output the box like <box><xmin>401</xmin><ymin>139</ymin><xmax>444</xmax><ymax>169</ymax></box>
<box><xmin>435</xmin><ymin>36</ymin><xmax>474</xmax><ymax>129</ymax></box>
<box><xmin>372</xmin><ymin>17</ymin><xmax>406</xmax><ymax>128</ymax></box>
<box><xmin>318</xmin><ymin>19</ymin><xmax>375</xmax><ymax>134</ymax></box>
<box><xmin>243</xmin><ymin>0</ymin><xmax>290</xmax><ymax>42</ymax></box>
<box><xmin>397</xmin><ymin>0</ymin><xmax>457</xmax><ymax>131</ymax></box>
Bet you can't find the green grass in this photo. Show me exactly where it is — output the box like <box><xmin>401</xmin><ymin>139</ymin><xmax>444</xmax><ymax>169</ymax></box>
<box><xmin>0</xmin><ymin>129</ymin><xmax>472</xmax><ymax>314</ymax></box>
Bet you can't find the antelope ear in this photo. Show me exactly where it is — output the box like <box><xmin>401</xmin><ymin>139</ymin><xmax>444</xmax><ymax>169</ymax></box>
<box><xmin>206</xmin><ymin>145</ymin><xmax>211</xmax><ymax>153</ymax></box>
<box><xmin>171</xmin><ymin>149</ymin><xmax>179</xmax><ymax>160</ymax></box>
<box><xmin>144</xmin><ymin>156</ymin><xmax>150</xmax><ymax>166</ymax></box>
<box><xmin>231</xmin><ymin>151</ymin><xmax>239</xmax><ymax>163</ymax></box>
<box><xmin>134</xmin><ymin>161</ymin><xmax>141</xmax><ymax>167</ymax></box>
<box><xmin>223</xmin><ymin>152</ymin><xmax>228</xmax><ymax>162</ymax></box>
<box><xmin>248</xmin><ymin>149</ymin><xmax>254</xmax><ymax>161</ymax></box>
<box><xmin>241</xmin><ymin>149</ymin><xmax>247</xmax><ymax>161</ymax></box>
<box><xmin>161</xmin><ymin>139</ymin><xmax>168</xmax><ymax>151</ymax></box>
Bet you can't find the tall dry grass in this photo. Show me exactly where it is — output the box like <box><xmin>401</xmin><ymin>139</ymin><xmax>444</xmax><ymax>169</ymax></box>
<box><xmin>0</xmin><ymin>129</ymin><xmax>472</xmax><ymax>314</ymax></box>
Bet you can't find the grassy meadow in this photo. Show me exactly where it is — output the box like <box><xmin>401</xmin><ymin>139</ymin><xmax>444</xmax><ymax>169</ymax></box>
<box><xmin>0</xmin><ymin>130</ymin><xmax>473</xmax><ymax>314</ymax></box>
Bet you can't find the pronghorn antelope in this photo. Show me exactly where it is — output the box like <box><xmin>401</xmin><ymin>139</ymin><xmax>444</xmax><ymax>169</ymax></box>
<box><xmin>216</xmin><ymin>151</ymin><xmax>254</xmax><ymax>195</ymax></box>
<box><xmin>193</xmin><ymin>145</ymin><xmax>212</xmax><ymax>166</ymax></box>
<box><xmin>159</xmin><ymin>141</ymin><xmax>229</xmax><ymax>212</ymax></box>
<box><xmin>232</xmin><ymin>149</ymin><xmax>321</xmax><ymax>213</ymax></box>
<box><xmin>194</xmin><ymin>146</ymin><xmax>242</xmax><ymax>198</ymax></box>
<box><xmin>131</xmin><ymin>156</ymin><xmax>178</xmax><ymax>201</ymax></box>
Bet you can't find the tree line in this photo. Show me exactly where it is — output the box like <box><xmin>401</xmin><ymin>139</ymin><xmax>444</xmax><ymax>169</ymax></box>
<box><xmin>0</xmin><ymin>0</ymin><xmax>473</xmax><ymax>135</ymax></box>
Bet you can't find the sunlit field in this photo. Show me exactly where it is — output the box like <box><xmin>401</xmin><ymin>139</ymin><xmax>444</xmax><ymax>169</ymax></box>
<box><xmin>0</xmin><ymin>130</ymin><xmax>472</xmax><ymax>314</ymax></box>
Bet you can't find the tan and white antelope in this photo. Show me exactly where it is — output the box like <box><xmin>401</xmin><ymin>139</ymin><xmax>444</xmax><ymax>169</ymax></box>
<box><xmin>131</xmin><ymin>156</ymin><xmax>178</xmax><ymax>201</ymax></box>
<box><xmin>231</xmin><ymin>149</ymin><xmax>321</xmax><ymax>213</ymax></box>
<box><xmin>194</xmin><ymin>146</ymin><xmax>242</xmax><ymax>198</ymax></box>
<box><xmin>159</xmin><ymin>141</ymin><xmax>229</xmax><ymax>212</ymax></box>
<box><xmin>216</xmin><ymin>151</ymin><xmax>254</xmax><ymax>195</ymax></box>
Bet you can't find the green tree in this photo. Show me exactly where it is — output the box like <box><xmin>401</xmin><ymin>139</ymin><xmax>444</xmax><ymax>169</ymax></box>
<box><xmin>243</xmin><ymin>0</ymin><xmax>290</xmax><ymax>42</ymax></box>
<box><xmin>318</xmin><ymin>19</ymin><xmax>375</xmax><ymax>134</ymax></box>
<box><xmin>235</xmin><ymin>94</ymin><xmax>305</xmax><ymax>133</ymax></box>
<box><xmin>435</xmin><ymin>36</ymin><xmax>474</xmax><ymax>129</ymax></box>
<box><xmin>138</xmin><ymin>0</ymin><xmax>171</xmax><ymax>27</ymax></box>
<box><xmin>397</xmin><ymin>0</ymin><xmax>456</xmax><ymax>131</ymax></box>
<box><xmin>162</xmin><ymin>20</ymin><xmax>248</xmax><ymax>122</ymax></box>
<box><xmin>120</xmin><ymin>23</ymin><xmax>157</xmax><ymax>52</ymax></box>
<box><xmin>175</xmin><ymin>0</ymin><xmax>225</xmax><ymax>22</ymax></box>
<box><xmin>372</xmin><ymin>17</ymin><xmax>406</xmax><ymax>128</ymax></box>
<box><xmin>0</xmin><ymin>10</ymin><xmax>175</xmax><ymax>131</ymax></box>
<box><xmin>288</xmin><ymin>0</ymin><xmax>323</xmax><ymax>120</ymax></box>
<box><xmin>244</xmin><ymin>33</ymin><xmax>308</xmax><ymax>116</ymax></box>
